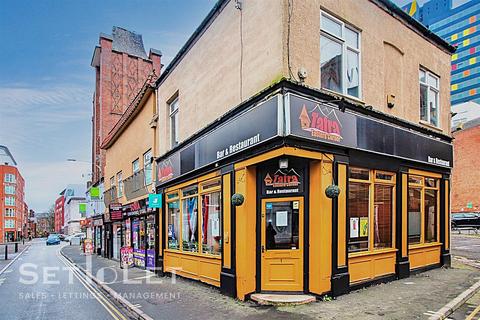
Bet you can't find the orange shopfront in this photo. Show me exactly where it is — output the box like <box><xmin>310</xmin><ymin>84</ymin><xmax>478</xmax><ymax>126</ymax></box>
<box><xmin>155</xmin><ymin>81</ymin><xmax>453</xmax><ymax>300</ymax></box>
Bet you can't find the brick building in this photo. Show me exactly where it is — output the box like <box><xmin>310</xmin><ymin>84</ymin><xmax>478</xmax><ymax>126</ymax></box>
<box><xmin>54</xmin><ymin>195</ymin><xmax>65</xmax><ymax>233</ymax></box>
<box><xmin>90</xmin><ymin>26</ymin><xmax>162</xmax><ymax>186</ymax></box>
<box><xmin>452</xmin><ymin>118</ymin><xmax>480</xmax><ymax>212</ymax></box>
<box><xmin>0</xmin><ymin>145</ymin><xmax>26</xmax><ymax>242</ymax></box>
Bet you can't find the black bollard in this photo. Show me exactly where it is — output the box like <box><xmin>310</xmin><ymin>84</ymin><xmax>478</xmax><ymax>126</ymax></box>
<box><xmin>15</xmin><ymin>243</ymin><xmax>18</xmax><ymax>253</ymax></box>
<box><xmin>4</xmin><ymin>244</ymin><xmax>7</xmax><ymax>260</ymax></box>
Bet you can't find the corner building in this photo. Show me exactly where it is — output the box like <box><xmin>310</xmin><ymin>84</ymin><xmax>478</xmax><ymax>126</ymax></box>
<box><xmin>153</xmin><ymin>0</ymin><xmax>455</xmax><ymax>300</ymax></box>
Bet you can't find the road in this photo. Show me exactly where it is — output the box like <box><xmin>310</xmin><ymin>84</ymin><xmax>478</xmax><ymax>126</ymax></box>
<box><xmin>0</xmin><ymin>239</ymin><xmax>132</xmax><ymax>320</ymax></box>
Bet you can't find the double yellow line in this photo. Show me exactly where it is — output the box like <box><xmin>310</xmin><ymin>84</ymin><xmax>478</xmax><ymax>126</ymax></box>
<box><xmin>467</xmin><ymin>304</ymin><xmax>480</xmax><ymax>320</ymax></box>
<box><xmin>57</xmin><ymin>249</ymin><xmax>128</xmax><ymax>320</ymax></box>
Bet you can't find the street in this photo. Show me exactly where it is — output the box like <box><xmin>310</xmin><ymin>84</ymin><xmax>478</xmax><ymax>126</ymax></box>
<box><xmin>0</xmin><ymin>239</ymin><xmax>131</xmax><ymax>320</ymax></box>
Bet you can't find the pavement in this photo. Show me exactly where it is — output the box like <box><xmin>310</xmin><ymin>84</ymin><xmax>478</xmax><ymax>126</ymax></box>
<box><xmin>0</xmin><ymin>239</ymin><xmax>132</xmax><ymax>320</ymax></box>
<box><xmin>0</xmin><ymin>240</ymin><xmax>31</xmax><ymax>272</ymax></box>
<box><xmin>61</xmin><ymin>238</ymin><xmax>480</xmax><ymax>320</ymax></box>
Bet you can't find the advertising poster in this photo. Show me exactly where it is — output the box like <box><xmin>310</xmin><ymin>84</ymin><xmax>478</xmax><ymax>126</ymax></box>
<box><xmin>360</xmin><ymin>217</ymin><xmax>369</xmax><ymax>237</ymax></box>
<box><xmin>350</xmin><ymin>217</ymin><xmax>359</xmax><ymax>238</ymax></box>
<box><xmin>84</xmin><ymin>239</ymin><xmax>93</xmax><ymax>255</ymax></box>
<box><xmin>146</xmin><ymin>249</ymin><xmax>155</xmax><ymax>270</ymax></box>
<box><xmin>120</xmin><ymin>247</ymin><xmax>134</xmax><ymax>269</ymax></box>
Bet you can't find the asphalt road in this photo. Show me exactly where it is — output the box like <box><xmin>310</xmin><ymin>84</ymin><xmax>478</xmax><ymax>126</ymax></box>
<box><xmin>0</xmin><ymin>239</ymin><xmax>131</xmax><ymax>320</ymax></box>
<box><xmin>451</xmin><ymin>233</ymin><xmax>480</xmax><ymax>261</ymax></box>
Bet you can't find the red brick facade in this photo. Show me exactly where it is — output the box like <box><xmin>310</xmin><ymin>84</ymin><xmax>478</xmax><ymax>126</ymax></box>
<box><xmin>54</xmin><ymin>195</ymin><xmax>65</xmax><ymax>233</ymax></box>
<box><xmin>91</xmin><ymin>27</ymin><xmax>162</xmax><ymax>184</ymax></box>
<box><xmin>0</xmin><ymin>165</ymin><xmax>25</xmax><ymax>242</ymax></box>
<box><xmin>451</xmin><ymin>124</ymin><xmax>480</xmax><ymax>212</ymax></box>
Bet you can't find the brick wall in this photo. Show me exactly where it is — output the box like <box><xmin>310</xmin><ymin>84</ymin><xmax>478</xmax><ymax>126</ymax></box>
<box><xmin>451</xmin><ymin>124</ymin><xmax>480</xmax><ymax>212</ymax></box>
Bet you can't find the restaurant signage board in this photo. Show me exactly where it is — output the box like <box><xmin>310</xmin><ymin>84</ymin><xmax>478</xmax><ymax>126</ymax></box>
<box><xmin>288</xmin><ymin>94</ymin><xmax>453</xmax><ymax>168</ymax></box>
<box><xmin>109</xmin><ymin>203</ymin><xmax>123</xmax><ymax>221</ymax></box>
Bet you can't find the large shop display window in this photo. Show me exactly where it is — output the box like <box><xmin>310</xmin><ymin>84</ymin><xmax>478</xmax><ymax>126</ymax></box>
<box><xmin>133</xmin><ymin>218</ymin><xmax>146</xmax><ymax>267</ymax></box>
<box><xmin>348</xmin><ymin>167</ymin><xmax>395</xmax><ymax>253</ymax></box>
<box><xmin>408</xmin><ymin>174</ymin><xmax>439</xmax><ymax>245</ymax></box>
<box><xmin>166</xmin><ymin>178</ymin><xmax>222</xmax><ymax>256</ymax></box>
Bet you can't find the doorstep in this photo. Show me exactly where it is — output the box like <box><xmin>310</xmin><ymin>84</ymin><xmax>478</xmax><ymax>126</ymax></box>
<box><xmin>250</xmin><ymin>293</ymin><xmax>316</xmax><ymax>306</ymax></box>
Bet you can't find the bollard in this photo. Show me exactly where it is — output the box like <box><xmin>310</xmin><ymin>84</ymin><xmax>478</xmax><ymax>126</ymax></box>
<box><xmin>15</xmin><ymin>243</ymin><xmax>18</xmax><ymax>253</ymax></box>
<box><xmin>22</xmin><ymin>239</ymin><xmax>24</xmax><ymax>245</ymax></box>
<box><xmin>4</xmin><ymin>244</ymin><xmax>7</xmax><ymax>260</ymax></box>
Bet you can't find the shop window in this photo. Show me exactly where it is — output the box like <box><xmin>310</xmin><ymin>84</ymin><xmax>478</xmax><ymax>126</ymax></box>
<box><xmin>165</xmin><ymin>178</ymin><xmax>223</xmax><ymax>256</ymax></box>
<box><xmin>408</xmin><ymin>174</ymin><xmax>440</xmax><ymax>245</ymax></box>
<box><xmin>348</xmin><ymin>167</ymin><xmax>395</xmax><ymax>253</ymax></box>
<box><xmin>167</xmin><ymin>198</ymin><xmax>180</xmax><ymax>250</ymax></box>
<box><xmin>320</xmin><ymin>11</ymin><xmax>361</xmax><ymax>98</ymax></box>
<box><xmin>419</xmin><ymin>69</ymin><xmax>440</xmax><ymax>127</ymax></box>
<box><xmin>201</xmin><ymin>191</ymin><xmax>222</xmax><ymax>255</ymax></box>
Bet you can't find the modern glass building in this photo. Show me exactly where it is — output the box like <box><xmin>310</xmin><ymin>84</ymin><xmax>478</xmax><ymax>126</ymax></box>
<box><xmin>403</xmin><ymin>0</ymin><xmax>480</xmax><ymax>105</ymax></box>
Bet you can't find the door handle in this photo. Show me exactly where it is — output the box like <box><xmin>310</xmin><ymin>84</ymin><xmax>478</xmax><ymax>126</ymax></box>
<box><xmin>261</xmin><ymin>245</ymin><xmax>265</xmax><ymax>253</ymax></box>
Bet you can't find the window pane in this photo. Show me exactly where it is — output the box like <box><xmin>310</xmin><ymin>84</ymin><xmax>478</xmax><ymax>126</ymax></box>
<box><xmin>425</xmin><ymin>178</ymin><xmax>437</xmax><ymax>188</ymax></box>
<box><xmin>346</xmin><ymin>49</ymin><xmax>360</xmax><ymax>97</ymax></box>
<box><xmin>167</xmin><ymin>201</ymin><xmax>180</xmax><ymax>249</ymax></box>
<box><xmin>427</xmin><ymin>73</ymin><xmax>438</xmax><ymax>88</ymax></box>
<box><xmin>409</xmin><ymin>175</ymin><xmax>423</xmax><ymax>185</ymax></box>
<box><xmin>419</xmin><ymin>70</ymin><xmax>426</xmax><ymax>82</ymax></box>
<box><xmin>425</xmin><ymin>189</ymin><xmax>437</xmax><ymax>242</ymax></box>
<box><xmin>182</xmin><ymin>185</ymin><xmax>198</xmax><ymax>197</ymax></box>
<box><xmin>345</xmin><ymin>27</ymin><xmax>359</xmax><ymax>48</ymax></box>
<box><xmin>265</xmin><ymin>201</ymin><xmax>299</xmax><ymax>250</ymax></box>
<box><xmin>348</xmin><ymin>182</ymin><xmax>369</xmax><ymax>252</ymax></box>
<box><xmin>429</xmin><ymin>88</ymin><xmax>439</xmax><ymax>126</ymax></box>
<box><xmin>420</xmin><ymin>84</ymin><xmax>428</xmax><ymax>122</ymax></box>
<box><xmin>321</xmin><ymin>14</ymin><xmax>342</xmax><ymax>37</ymax></box>
<box><xmin>408</xmin><ymin>188</ymin><xmax>421</xmax><ymax>244</ymax></box>
<box><xmin>182</xmin><ymin>197</ymin><xmax>198</xmax><ymax>252</ymax></box>
<box><xmin>374</xmin><ymin>185</ymin><xmax>393</xmax><ymax>248</ymax></box>
<box><xmin>321</xmin><ymin>35</ymin><xmax>343</xmax><ymax>94</ymax></box>
<box><xmin>201</xmin><ymin>192</ymin><xmax>222</xmax><ymax>255</ymax></box>
<box><xmin>349</xmin><ymin>167</ymin><xmax>369</xmax><ymax>180</ymax></box>
<box><xmin>375</xmin><ymin>172</ymin><xmax>394</xmax><ymax>181</ymax></box>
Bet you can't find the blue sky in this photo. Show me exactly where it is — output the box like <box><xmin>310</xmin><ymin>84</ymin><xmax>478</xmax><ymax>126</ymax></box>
<box><xmin>0</xmin><ymin>0</ymin><xmax>215</xmax><ymax>212</ymax></box>
<box><xmin>0</xmin><ymin>0</ymin><xmax>470</xmax><ymax>212</ymax></box>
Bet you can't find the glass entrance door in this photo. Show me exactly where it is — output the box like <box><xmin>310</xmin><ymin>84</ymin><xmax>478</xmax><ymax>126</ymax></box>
<box><xmin>261</xmin><ymin>197</ymin><xmax>304</xmax><ymax>292</ymax></box>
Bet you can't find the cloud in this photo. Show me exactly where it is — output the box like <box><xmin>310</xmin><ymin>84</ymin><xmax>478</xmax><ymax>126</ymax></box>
<box><xmin>21</xmin><ymin>161</ymin><xmax>90</xmax><ymax>212</ymax></box>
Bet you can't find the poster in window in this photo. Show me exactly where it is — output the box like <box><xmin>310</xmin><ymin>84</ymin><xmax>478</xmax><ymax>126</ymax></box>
<box><xmin>212</xmin><ymin>216</ymin><xmax>220</xmax><ymax>237</ymax></box>
<box><xmin>276</xmin><ymin>211</ymin><xmax>288</xmax><ymax>227</ymax></box>
<box><xmin>350</xmin><ymin>217</ymin><xmax>359</xmax><ymax>238</ymax></box>
<box><xmin>360</xmin><ymin>217</ymin><xmax>369</xmax><ymax>237</ymax></box>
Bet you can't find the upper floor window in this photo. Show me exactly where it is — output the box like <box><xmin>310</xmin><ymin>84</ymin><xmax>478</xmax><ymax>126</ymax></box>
<box><xmin>4</xmin><ymin>185</ymin><xmax>15</xmax><ymax>195</ymax></box>
<box><xmin>5</xmin><ymin>196</ymin><xmax>15</xmax><ymax>206</ymax></box>
<box><xmin>144</xmin><ymin>149</ymin><xmax>153</xmax><ymax>186</ymax></box>
<box><xmin>5</xmin><ymin>208</ymin><xmax>15</xmax><ymax>217</ymax></box>
<box><xmin>110</xmin><ymin>176</ymin><xmax>115</xmax><ymax>188</ymax></box>
<box><xmin>320</xmin><ymin>12</ymin><xmax>360</xmax><ymax>98</ymax></box>
<box><xmin>132</xmin><ymin>159</ymin><xmax>140</xmax><ymax>174</ymax></box>
<box><xmin>117</xmin><ymin>172</ymin><xmax>123</xmax><ymax>197</ymax></box>
<box><xmin>169</xmin><ymin>97</ymin><xmax>179</xmax><ymax>148</ymax></box>
<box><xmin>4</xmin><ymin>173</ymin><xmax>16</xmax><ymax>183</ymax></box>
<box><xmin>5</xmin><ymin>219</ymin><xmax>15</xmax><ymax>229</ymax></box>
<box><xmin>419</xmin><ymin>69</ymin><xmax>440</xmax><ymax>127</ymax></box>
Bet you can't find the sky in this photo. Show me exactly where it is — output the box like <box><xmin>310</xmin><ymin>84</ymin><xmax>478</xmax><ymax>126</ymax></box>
<box><xmin>0</xmin><ymin>0</ymin><xmax>472</xmax><ymax>212</ymax></box>
<box><xmin>0</xmin><ymin>0</ymin><xmax>215</xmax><ymax>212</ymax></box>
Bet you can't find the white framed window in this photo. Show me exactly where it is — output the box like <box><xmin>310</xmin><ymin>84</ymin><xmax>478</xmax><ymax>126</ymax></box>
<box><xmin>419</xmin><ymin>69</ymin><xmax>440</xmax><ymax>127</ymax></box>
<box><xmin>320</xmin><ymin>11</ymin><xmax>361</xmax><ymax>98</ymax></box>
<box><xmin>5</xmin><ymin>219</ymin><xmax>15</xmax><ymax>229</ymax></box>
<box><xmin>4</xmin><ymin>173</ymin><xmax>16</xmax><ymax>183</ymax></box>
<box><xmin>5</xmin><ymin>208</ymin><xmax>15</xmax><ymax>217</ymax></box>
<box><xmin>117</xmin><ymin>172</ymin><xmax>123</xmax><ymax>197</ymax></box>
<box><xmin>5</xmin><ymin>196</ymin><xmax>15</xmax><ymax>206</ymax></box>
<box><xmin>132</xmin><ymin>159</ymin><xmax>140</xmax><ymax>173</ymax></box>
<box><xmin>144</xmin><ymin>149</ymin><xmax>153</xmax><ymax>186</ymax></box>
<box><xmin>4</xmin><ymin>185</ymin><xmax>15</xmax><ymax>195</ymax></box>
<box><xmin>169</xmin><ymin>97</ymin><xmax>179</xmax><ymax>148</ymax></box>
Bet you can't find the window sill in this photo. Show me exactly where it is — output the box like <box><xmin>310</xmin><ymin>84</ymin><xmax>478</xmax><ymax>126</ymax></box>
<box><xmin>320</xmin><ymin>87</ymin><xmax>365</xmax><ymax>106</ymax></box>
<box><xmin>419</xmin><ymin>120</ymin><xmax>443</xmax><ymax>132</ymax></box>
<box><xmin>408</xmin><ymin>242</ymin><xmax>442</xmax><ymax>250</ymax></box>
<box><xmin>164</xmin><ymin>248</ymin><xmax>222</xmax><ymax>260</ymax></box>
<box><xmin>348</xmin><ymin>247</ymin><xmax>397</xmax><ymax>258</ymax></box>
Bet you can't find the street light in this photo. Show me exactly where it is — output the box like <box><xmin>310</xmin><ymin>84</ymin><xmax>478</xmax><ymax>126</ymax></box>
<box><xmin>67</xmin><ymin>158</ymin><xmax>101</xmax><ymax>171</ymax></box>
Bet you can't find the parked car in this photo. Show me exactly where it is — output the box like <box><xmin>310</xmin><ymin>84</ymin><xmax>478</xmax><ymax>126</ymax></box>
<box><xmin>65</xmin><ymin>233</ymin><xmax>86</xmax><ymax>243</ymax></box>
<box><xmin>451</xmin><ymin>213</ymin><xmax>480</xmax><ymax>229</ymax></box>
<box><xmin>46</xmin><ymin>234</ymin><xmax>61</xmax><ymax>246</ymax></box>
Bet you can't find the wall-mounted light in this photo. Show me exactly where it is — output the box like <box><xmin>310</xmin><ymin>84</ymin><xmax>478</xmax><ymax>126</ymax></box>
<box><xmin>279</xmin><ymin>158</ymin><xmax>289</xmax><ymax>169</ymax></box>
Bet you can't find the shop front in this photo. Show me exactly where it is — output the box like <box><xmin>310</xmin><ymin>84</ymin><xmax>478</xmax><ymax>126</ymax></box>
<box><xmin>122</xmin><ymin>199</ymin><xmax>157</xmax><ymax>270</ymax></box>
<box><xmin>155</xmin><ymin>81</ymin><xmax>453</xmax><ymax>300</ymax></box>
<box><xmin>92</xmin><ymin>215</ymin><xmax>103</xmax><ymax>255</ymax></box>
<box><xmin>104</xmin><ymin>203</ymin><xmax>123</xmax><ymax>260</ymax></box>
